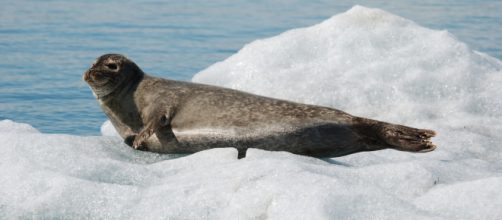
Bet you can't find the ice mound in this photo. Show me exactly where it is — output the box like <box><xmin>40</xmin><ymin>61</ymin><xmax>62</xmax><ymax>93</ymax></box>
<box><xmin>0</xmin><ymin>119</ymin><xmax>40</xmax><ymax>134</ymax></box>
<box><xmin>3</xmin><ymin>5</ymin><xmax>502</xmax><ymax>219</ymax></box>
<box><xmin>194</xmin><ymin>6</ymin><xmax>502</xmax><ymax>124</ymax></box>
<box><xmin>0</xmin><ymin>122</ymin><xmax>440</xmax><ymax>219</ymax></box>
<box><xmin>194</xmin><ymin>5</ymin><xmax>502</xmax><ymax>163</ymax></box>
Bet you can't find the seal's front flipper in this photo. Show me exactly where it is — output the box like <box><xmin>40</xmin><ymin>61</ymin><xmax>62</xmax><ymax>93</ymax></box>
<box><xmin>124</xmin><ymin>135</ymin><xmax>135</xmax><ymax>147</ymax></box>
<box><xmin>377</xmin><ymin>123</ymin><xmax>437</xmax><ymax>152</ymax></box>
<box><xmin>133</xmin><ymin>114</ymin><xmax>170</xmax><ymax>150</ymax></box>
<box><xmin>125</xmin><ymin>135</ymin><xmax>147</xmax><ymax>151</ymax></box>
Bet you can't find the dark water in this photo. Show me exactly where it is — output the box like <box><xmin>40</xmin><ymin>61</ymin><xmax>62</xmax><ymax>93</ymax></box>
<box><xmin>1</xmin><ymin>0</ymin><xmax>501</xmax><ymax>135</ymax></box>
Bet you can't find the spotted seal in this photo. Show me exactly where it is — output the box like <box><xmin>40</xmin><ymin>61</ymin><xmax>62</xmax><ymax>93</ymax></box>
<box><xmin>84</xmin><ymin>54</ymin><xmax>436</xmax><ymax>158</ymax></box>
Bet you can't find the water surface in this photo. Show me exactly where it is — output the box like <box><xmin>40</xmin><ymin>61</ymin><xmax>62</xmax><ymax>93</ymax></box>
<box><xmin>1</xmin><ymin>0</ymin><xmax>501</xmax><ymax>134</ymax></box>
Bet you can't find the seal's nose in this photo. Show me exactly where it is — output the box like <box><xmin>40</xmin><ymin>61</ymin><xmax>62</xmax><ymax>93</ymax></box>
<box><xmin>83</xmin><ymin>70</ymin><xmax>91</xmax><ymax>82</ymax></box>
<box><xmin>83</xmin><ymin>67</ymin><xmax>100</xmax><ymax>82</ymax></box>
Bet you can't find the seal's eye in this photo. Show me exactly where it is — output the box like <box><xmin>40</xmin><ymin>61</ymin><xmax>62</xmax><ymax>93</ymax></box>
<box><xmin>106</xmin><ymin>63</ymin><xmax>118</xmax><ymax>70</ymax></box>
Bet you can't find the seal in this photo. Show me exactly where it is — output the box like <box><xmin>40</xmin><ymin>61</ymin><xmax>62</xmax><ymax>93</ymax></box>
<box><xmin>84</xmin><ymin>54</ymin><xmax>436</xmax><ymax>158</ymax></box>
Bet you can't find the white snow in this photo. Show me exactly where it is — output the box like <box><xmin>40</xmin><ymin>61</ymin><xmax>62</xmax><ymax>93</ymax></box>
<box><xmin>2</xmin><ymin>5</ymin><xmax>502</xmax><ymax>219</ymax></box>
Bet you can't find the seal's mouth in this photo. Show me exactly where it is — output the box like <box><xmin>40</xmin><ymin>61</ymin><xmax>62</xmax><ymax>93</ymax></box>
<box><xmin>83</xmin><ymin>69</ymin><xmax>122</xmax><ymax>99</ymax></box>
<box><xmin>83</xmin><ymin>70</ymin><xmax>114</xmax><ymax>86</ymax></box>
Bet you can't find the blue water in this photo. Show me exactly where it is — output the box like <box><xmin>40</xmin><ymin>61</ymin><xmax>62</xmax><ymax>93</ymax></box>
<box><xmin>1</xmin><ymin>0</ymin><xmax>501</xmax><ymax>135</ymax></box>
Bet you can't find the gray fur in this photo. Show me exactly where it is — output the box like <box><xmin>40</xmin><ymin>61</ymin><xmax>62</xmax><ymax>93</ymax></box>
<box><xmin>84</xmin><ymin>54</ymin><xmax>436</xmax><ymax>158</ymax></box>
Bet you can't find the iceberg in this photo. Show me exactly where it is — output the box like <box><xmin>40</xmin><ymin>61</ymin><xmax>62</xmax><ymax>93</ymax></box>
<box><xmin>2</xmin><ymin>6</ymin><xmax>501</xmax><ymax>219</ymax></box>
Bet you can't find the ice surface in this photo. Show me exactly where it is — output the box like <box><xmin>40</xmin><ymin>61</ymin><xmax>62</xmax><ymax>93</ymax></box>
<box><xmin>0</xmin><ymin>119</ymin><xmax>40</xmax><ymax>134</ymax></box>
<box><xmin>2</xmin><ymin>5</ymin><xmax>502</xmax><ymax>220</ymax></box>
<box><xmin>101</xmin><ymin>120</ymin><xmax>120</xmax><ymax>137</ymax></box>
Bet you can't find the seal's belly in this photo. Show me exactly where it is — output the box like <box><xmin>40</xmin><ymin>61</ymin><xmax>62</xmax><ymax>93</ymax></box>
<box><xmin>172</xmin><ymin>124</ymin><xmax>296</xmax><ymax>145</ymax></box>
<box><xmin>142</xmin><ymin>123</ymin><xmax>302</xmax><ymax>153</ymax></box>
<box><xmin>165</xmin><ymin>122</ymin><xmax>358</xmax><ymax>154</ymax></box>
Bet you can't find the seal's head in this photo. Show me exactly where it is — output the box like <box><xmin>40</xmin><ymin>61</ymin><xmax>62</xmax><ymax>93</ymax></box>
<box><xmin>83</xmin><ymin>54</ymin><xmax>143</xmax><ymax>99</ymax></box>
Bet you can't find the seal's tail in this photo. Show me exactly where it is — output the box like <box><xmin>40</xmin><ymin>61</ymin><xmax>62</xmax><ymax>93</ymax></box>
<box><xmin>376</xmin><ymin>123</ymin><xmax>437</xmax><ymax>152</ymax></box>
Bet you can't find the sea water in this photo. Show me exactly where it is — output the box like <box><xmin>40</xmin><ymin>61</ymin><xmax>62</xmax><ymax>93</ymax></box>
<box><xmin>1</xmin><ymin>2</ymin><xmax>502</xmax><ymax>220</ymax></box>
<box><xmin>0</xmin><ymin>0</ymin><xmax>501</xmax><ymax>134</ymax></box>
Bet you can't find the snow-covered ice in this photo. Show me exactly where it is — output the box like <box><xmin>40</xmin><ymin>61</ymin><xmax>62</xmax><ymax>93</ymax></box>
<box><xmin>2</xmin><ymin>6</ymin><xmax>502</xmax><ymax>219</ymax></box>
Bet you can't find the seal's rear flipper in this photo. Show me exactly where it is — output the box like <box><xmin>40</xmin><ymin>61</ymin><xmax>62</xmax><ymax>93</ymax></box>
<box><xmin>377</xmin><ymin>124</ymin><xmax>437</xmax><ymax>152</ymax></box>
